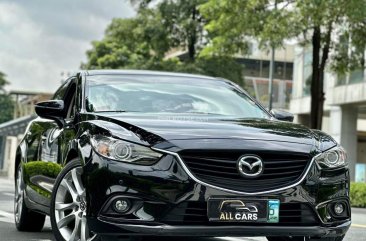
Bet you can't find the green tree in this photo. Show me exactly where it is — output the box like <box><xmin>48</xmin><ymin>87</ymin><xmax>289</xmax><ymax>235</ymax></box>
<box><xmin>200</xmin><ymin>0</ymin><xmax>366</xmax><ymax>129</ymax></box>
<box><xmin>158</xmin><ymin>0</ymin><xmax>207</xmax><ymax>61</ymax></box>
<box><xmin>82</xmin><ymin>1</ymin><xmax>244</xmax><ymax>83</ymax></box>
<box><xmin>0</xmin><ymin>72</ymin><xmax>14</xmax><ymax>124</ymax></box>
<box><xmin>81</xmin><ymin>9</ymin><xmax>170</xmax><ymax>69</ymax></box>
<box><xmin>131</xmin><ymin>0</ymin><xmax>207</xmax><ymax>61</ymax></box>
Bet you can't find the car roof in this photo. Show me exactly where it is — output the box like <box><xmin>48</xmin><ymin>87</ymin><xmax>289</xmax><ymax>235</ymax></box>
<box><xmin>83</xmin><ymin>69</ymin><xmax>224</xmax><ymax>81</ymax></box>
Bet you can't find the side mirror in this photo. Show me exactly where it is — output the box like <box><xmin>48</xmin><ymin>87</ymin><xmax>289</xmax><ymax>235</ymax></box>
<box><xmin>35</xmin><ymin>100</ymin><xmax>65</xmax><ymax>126</ymax></box>
<box><xmin>270</xmin><ymin>109</ymin><xmax>294</xmax><ymax>122</ymax></box>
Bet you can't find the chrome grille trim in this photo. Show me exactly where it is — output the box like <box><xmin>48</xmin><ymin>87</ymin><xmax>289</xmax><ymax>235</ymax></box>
<box><xmin>152</xmin><ymin>147</ymin><xmax>321</xmax><ymax>196</ymax></box>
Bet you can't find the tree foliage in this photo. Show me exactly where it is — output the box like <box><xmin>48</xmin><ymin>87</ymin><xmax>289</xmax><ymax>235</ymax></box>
<box><xmin>81</xmin><ymin>9</ymin><xmax>170</xmax><ymax>69</ymax></box>
<box><xmin>158</xmin><ymin>0</ymin><xmax>207</xmax><ymax>60</ymax></box>
<box><xmin>200</xmin><ymin>0</ymin><xmax>366</xmax><ymax>129</ymax></box>
<box><xmin>131</xmin><ymin>0</ymin><xmax>207</xmax><ymax>61</ymax></box>
<box><xmin>0</xmin><ymin>72</ymin><xmax>14</xmax><ymax>124</ymax></box>
<box><xmin>81</xmin><ymin>0</ymin><xmax>244</xmax><ymax>84</ymax></box>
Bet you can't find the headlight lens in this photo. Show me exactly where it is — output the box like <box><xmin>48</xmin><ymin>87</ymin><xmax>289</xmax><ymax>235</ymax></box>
<box><xmin>90</xmin><ymin>135</ymin><xmax>163</xmax><ymax>165</ymax></box>
<box><xmin>315</xmin><ymin>146</ymin><xmax>347</xmax><ymax>169</ymax></box>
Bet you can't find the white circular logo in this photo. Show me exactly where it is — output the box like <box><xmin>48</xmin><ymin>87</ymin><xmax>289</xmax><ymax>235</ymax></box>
<box><xmin>237</xmin><ymin>155</ymin><xmax>264</xmax><ymax>178</ymax></box>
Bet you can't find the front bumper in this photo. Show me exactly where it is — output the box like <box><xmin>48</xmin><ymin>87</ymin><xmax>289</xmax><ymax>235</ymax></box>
<box><xmin>83</xmin><ymin>150</ymin><xmax>351</xmax><ymax>238</ymax></box>
<box><xmin>88</xmin><ymin>218</ymin><xmax>351</xmax><ymax>237</ymax></box>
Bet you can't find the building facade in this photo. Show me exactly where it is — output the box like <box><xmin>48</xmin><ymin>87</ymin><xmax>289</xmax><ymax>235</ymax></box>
<box><xmin>0</xmin><ymin>92</ymin><xmax>52</xmax><ymax>178</ymax></box>
<box><xmin>290</xmin><ymin>46</ymin><xmax>366</xmax><ymax>182</ymax></box>
<box><xmin>238</xmin><ymin>43</ymin><xmax>294</xmax><ymax>109</ymax></box>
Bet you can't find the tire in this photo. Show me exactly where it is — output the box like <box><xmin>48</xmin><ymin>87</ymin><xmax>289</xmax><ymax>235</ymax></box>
<box><xmin>50</xmin><ymin>159</ymin><xmax>98</xmax><ymax>241</ymax></box>
<box><xmin>14</xmin><ymin>164</ymin><xmax>46</xmax><ymax>231</ymax></box>
<box><xmin>267</xmin><ymin>236</ymin><xmax>345</xmax><ymax>241</ymax></box>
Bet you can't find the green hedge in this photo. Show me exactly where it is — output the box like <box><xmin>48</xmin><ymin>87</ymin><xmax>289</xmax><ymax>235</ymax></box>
<box><xmin>350</xmin><ymin>182</ymin><xmax>366</xmax><ymax>208</ymax></box>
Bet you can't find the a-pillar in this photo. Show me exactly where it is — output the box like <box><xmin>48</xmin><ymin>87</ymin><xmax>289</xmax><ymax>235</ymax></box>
<box><xmin>329</xmin><ymin>105</ymin><xmax>358</xmax><ymax>181</ymax></box>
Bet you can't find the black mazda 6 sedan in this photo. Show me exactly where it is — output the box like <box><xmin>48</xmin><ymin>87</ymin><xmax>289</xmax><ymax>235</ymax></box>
<box><xmin>14</xmin><ymin>70</ymin><xmax>350</xmax><ymax>241</ymax></box>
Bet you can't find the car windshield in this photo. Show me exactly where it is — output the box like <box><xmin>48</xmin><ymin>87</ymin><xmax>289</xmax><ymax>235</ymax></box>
<box><xmin>86</xmin><ymin>74</ymin><xmax>270</xmax><ymax>119</ymax></box>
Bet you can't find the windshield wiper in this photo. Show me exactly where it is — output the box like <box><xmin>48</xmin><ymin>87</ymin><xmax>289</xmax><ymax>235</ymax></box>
<box><xmin>185</xmin><ymin>112</ymin><xmax>223</xmax><ymax>115</ymax></box>
<box><xmin>94</xmin><ymin>110</ymin><xmax>137</xmax><ymax>113</ymax></box>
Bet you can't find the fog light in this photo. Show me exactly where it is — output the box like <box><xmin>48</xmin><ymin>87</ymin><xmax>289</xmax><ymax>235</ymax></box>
<box><xmin>113</xmin><ymin>199</ymin><xmax>130</xmax><ymax>213</ymax></box>
<box><xmin>334</xmin><ymin>203</ymin><xmax>344</xmax><ymax>215</ymax></box>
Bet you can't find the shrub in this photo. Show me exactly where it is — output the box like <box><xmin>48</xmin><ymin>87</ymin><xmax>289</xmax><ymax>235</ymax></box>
<box><xmin>350</xmin><ymin>182</ymin><xmax>366</xmax><ymax>208</ymax></box>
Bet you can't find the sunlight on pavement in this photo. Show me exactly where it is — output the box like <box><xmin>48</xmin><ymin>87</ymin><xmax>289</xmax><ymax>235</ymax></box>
<box><xmin>0</xmin><ymin>210</ymin><xmax>13</xmax><ymax>224</ymax></box>
<box><xmin>352</xmin><ymin>224</ymin><xmax>366</xmax><ymax>229</ymax></box>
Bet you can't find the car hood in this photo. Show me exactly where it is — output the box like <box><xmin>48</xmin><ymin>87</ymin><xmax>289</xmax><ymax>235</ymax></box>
<box><xmin>83</xmin><ymin>114</ymin><xmax>336</xmax><ymax>153</ymax></box>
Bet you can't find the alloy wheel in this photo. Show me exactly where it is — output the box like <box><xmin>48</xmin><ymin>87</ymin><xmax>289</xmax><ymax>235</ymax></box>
<box><xmin>54</xmin><ymin>166</ymin><xmax>96</xmax><ymax>241</ymax></box>
<box><xmin>14</xmin><ymin>166</ymin><xmax>23</xmax><ymax>224</ymax></box>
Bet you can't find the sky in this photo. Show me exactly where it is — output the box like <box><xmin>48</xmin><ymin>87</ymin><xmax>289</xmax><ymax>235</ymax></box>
<box><xmin>0</xmin><ymin>0</ymin><xmax>134</xmax><ymax>93</ymax></box>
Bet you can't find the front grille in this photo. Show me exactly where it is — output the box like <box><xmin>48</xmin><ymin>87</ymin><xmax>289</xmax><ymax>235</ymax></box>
<box><xmin>179</xmin><ymin>151</ymin><xmax>311</xmax><ymax>193</ymax></box>
<box><xmin>162</xmin><ymin>202</ymin><xmax>319</xmax><ymax>226</ymax></box>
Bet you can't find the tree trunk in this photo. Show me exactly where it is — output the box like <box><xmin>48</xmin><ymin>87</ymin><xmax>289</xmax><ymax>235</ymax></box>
<box><xmin>188</xmin><ymin>35</ymin><xmax>196</xmax><ymax>61</ymax></box>
<box><xmin>310</xmin><ymin>23</ymin><xmax>332</xmax><ymax>130</ymax></box>
<box><xmin>310</xmin><ymin>26</ymin><xmax>323</xmax><ymax>129</ymax></box>
<box><xmin>188</xmin><ymin>6</ymin><xmax>197</xmax><ymax>61</ymax></box>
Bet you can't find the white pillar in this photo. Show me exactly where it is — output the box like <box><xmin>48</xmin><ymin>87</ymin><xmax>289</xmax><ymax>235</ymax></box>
<box><xmin>4</xmin><ymin>136</ymin><xmax>18</xmax><ymax>179</ymax></box>
<box><xmin>278</xmin><ymin>81</ymin><xmax>286</xmax><ymax>108</ymax></box>
<box><xmin>329</xmin><ymin>106</ymin><xmax>358</xmax><ymax>181</ymax></box>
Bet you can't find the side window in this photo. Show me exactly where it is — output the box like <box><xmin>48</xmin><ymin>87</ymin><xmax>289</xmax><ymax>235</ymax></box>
<box><xmin>64</xmin><ymin>82</ymin><xmax>77</xmax><ymax>120</ymax></box>
<box><xmin>52</xmin><ymin>77</ymin><xmax>77</xmax><ymax>119</ymax></box>
<box><xmin>53</xmin><ymin>80</ymin><xmax>70</xmax><ymax>100</ymax></box>
<box><xmin>66</xmin><ymin>91</ymin><xmax>76</xmax><ymax>119</ymax></box>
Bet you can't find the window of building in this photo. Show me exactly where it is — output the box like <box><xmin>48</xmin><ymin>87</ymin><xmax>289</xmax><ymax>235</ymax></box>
<box><xmin>285</xmin><ymin>62</ymin><xmax>293</xmax><ymax>80</ymax></box>
<box><xmin>239</xmin><ymin>58</ymin><xmax>293</xmax><ymax>81</ymax></box>
<box><xmin>335</xmin><ymin>35</ymin><xmax>365</xmax><ymax>86</ymax></box>
<box><xmin>337</xmin><ymin>74</ymin><xmax>347</xmax><ymax>86</ymax></box>
<box><xmin>261</xmin><ymin>60</ymin><xmax>270</xmax><ymax>78</ymax></box>
<box><xmin>261</xmin><ymin>60</ymin><xmax>293</xmax><ymax>80</ymax></box>
<box><xmin>240</xmin><ymin>59</ymin><xmax>261</xmax><ymax>77</ymax></box>
<box><xmin>349</xmin><ymin>69</ymin><xmax>364</xmax><ymax>84</ymax></box>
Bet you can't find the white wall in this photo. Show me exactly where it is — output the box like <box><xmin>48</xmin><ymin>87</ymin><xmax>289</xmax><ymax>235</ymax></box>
<box><xmin>291</xmin><ymin>46</ymin><xmax>304</xmax><ymax>99</ymax></box>
<box><xmin>3</xmin><ymin>136</ymin><xmax>20</xmax><ymax>179</ymax></box>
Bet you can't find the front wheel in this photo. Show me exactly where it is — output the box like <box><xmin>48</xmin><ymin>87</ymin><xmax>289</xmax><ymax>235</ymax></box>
<box><xmin>50</xmin><ymin>159</ymin><xmax>97</xmax><ymax>241</ymax></box>
<box><xmin>267</xmin><ymin>236</ymin><xmax>345</xmax><ymax>241</ymax></box>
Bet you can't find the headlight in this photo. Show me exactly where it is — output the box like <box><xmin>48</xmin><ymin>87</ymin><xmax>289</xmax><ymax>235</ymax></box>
<box><xmin>315</xmin><ymin>146</ymin><xmax>347</xmax><ymax>169</ymax></box>
<box><xmin>90</xmin><ymin>135</ymin><xmax>163</xmax><ymax>165</ymax></box>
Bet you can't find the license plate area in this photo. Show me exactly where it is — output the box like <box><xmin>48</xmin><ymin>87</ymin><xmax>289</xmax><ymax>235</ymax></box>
<box><xmin>207</xmin><ymin>198</ymin><xmax>280</xmax><ymax>223</ymax></box>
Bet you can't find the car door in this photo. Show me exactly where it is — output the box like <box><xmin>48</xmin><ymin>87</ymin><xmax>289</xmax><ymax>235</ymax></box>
<box><xmin>23</xmin><ymin>77</ymin><xmax>77</xmax><ymax>207</ymax></box>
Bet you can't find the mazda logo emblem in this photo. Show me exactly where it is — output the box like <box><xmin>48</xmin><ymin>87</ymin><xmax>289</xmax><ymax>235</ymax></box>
<box><xmin>237</xmin><ymin>155</ymin><xmax>264</xmax><ymax>178</ymax></box>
